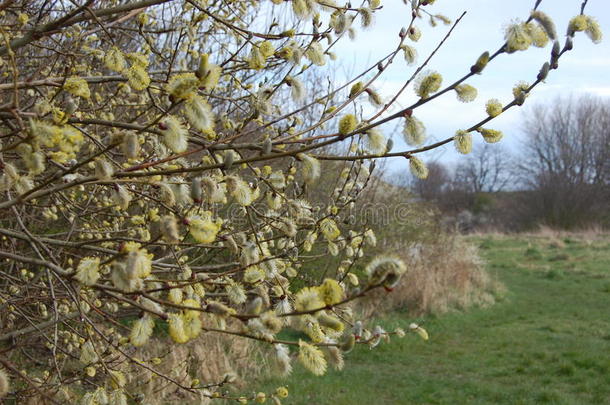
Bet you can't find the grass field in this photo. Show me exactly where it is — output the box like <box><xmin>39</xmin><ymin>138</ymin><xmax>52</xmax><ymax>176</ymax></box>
<box><xmin>258</xmin><ymin>234</ymin><xmax>610</xmax><ymax>405</ymax></box>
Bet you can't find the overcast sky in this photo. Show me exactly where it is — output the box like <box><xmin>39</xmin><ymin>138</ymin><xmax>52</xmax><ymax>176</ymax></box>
<box><xmin>326</xmin><ymin>0</ymin><xmax>609</xmax><ymax>175</ymax></box>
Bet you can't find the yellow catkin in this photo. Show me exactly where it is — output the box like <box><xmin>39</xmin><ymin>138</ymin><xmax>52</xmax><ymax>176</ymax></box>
<box><xmin>126</xmin><ymin>65</ymin><xmax>150</xmax><ymax>91</ymax></box>
<box><xmin>304</xmin><ymin>320</ymin><xmax>325</xmax><ymax>343</ymax></box>
<box><xmin>584</xmin><ymin>16</ymin><xmax>602</xmax><ymax>43</ymax></box>
<box><xmin>338</xmin><ymin>114</ymin><xmax>358</xmax><ymax>135</ymax></box>
<box><xmin>363</xmin><ymin>128</ymin><xmax>386</xmax><ymax>155</ymax></box>
<box><xmin>294</xmin><ymin>287</ymin><xmax>325</xmax><ymax>312</ymax></box>
<box><xmin>197</xmin><ymin>53</ymin><xmax>222</xmax><ymax>90</ymax></box>
<box><xmin>415</xmin><ymin>71</ymin><xmax>442</xmax><ymax>98</ymax></box>
<box><xmin>530</xmin><ymin>10</ymin><xmax>556</xmax><ymax>40</ymax></box>
<box><xmin>225</xmin><ymin>175</ymin><xmax>254</xmax><ymax>206</ymax></box>
<box><xmin>249</xmin><ymin>46</ymin><xmax>266</xmax><ymax>70</ymax></box>
<box><xmin>259</xmin><ymin>40</ymin><xmax>275</xmax><ymax>57</ymax></box>
<box><xmin>75</xmin><ymin>257</ymin><xmax>101</xmax><ymax>286</ymax></box>
<box><xmin>63</xmin><ymin>77</ymin><xmax>90</xmax><ymax>99</ymax></box>
<box><xmin>168</xmin><ymin>313</ymin><xmax>189</xmax><ymax>343</ymax></box>
<box><xmin>349</xmin><ymin>82</ymin><xmax>364</xmax><ymax>98</ymax></box>
<box><xmin>327</xmin><ymin>346</ymin><xmax>344</xmax><ymax>370</ymax></box>
<box><xmin>410</xmin><ymin>323</ymin><xmax>429</xmax><ymax>340</ymax></box>
<box><xmin>409</xmin><ymin>156</ymin><xmax>429</xmax><ymax>179</ymax></box>
<box><xmin>305</xmin><ymin>41</ymin><xmax>326</xmax><ymax>66</ymax></box>
<box><xmin>130</xmin><ymin>315</ymin><xmax>155</xmax><ymax>347</ymax></box>
<box><xmin>292</xmin><ymin>0</ymin><xmax>311</xmax><ymax>19</ymax></box>
<box><xmin>454</xmin><ymin>84</ymin><xmax>478</xmax><ymax>103</ymax></box>
<box><xmin>400</xmin><ymin>45</ymin><xmax>418</xmax><ymax>65</ymax></box>
<box><xmin>166</xmin><ymin>73</ymin><xmax>199</xmax><ymax>100</ymax></box>
<box><xmin>317</xmin><ymin>278</ymin><xmax>344</xmax><ymax>305</ymax></box>
<box><xmin>182</xmin><ymin>312</ymin><xmax>202</xmax><ymax>339</ymax></box>
<box><xmin>403</xmin><ymin>115</ymin><xmax>426</xmax><ymax>146</ymax></box>
<box><xmin>567</xmin><ymin>15</ymin><xmax>588</xmax><ymax>36</ymax></box>
<box><xmin>320</xmin><ymin>217</ymin><xmax>340</xmax><ymax>241</ymax></box>
<box><xmin>318</xmin><ymin>313</ymin><xmax>344</xmax><ymax>332</ymax></box>
<box><xmin>512</xmin><ymin>81</ymin><xmax>530</xmax><ymax>105</ymax></box>
<box><xmin>226</xmin><ymin>281</ymin><xmax>247</xmax><ymax>305</ymax></box>
<box><xmin>108</xmin><ymin>371</ymin><xmax>126</xmax><ymax>390</ymax></box>
<box><xmin>478</xmin><ymin>128</ymin><xmax>504</xmax><ymax>143</ymax></box>
<box><xmin>160</xmin><ymin>215</ymin><xmax>180</xmax><ymax>243</ymax></box>
<box><xmin>486</xmin><ymin>99</ymin><xmax>503</xmax><ymax>117</ymax></box>
<box><xmin>298</xmin><ymin>340</ymin><xmax>327</xmax><ymax>376</ymax></box>
<box><xmin>365</xmin><ymin>255</ymin><xmax>407</xmax><ymax>286</ymax></box>
<box><xmin>526</xmin><ymin>22</ymin><xmax>549</xmax><ymax>48</ymax></box>
<box><xmin>298</xmin><ymin>153</ymin><xmax>320</xmax><ymax>184</ymax></box>
<box><xmin>505</xmin><ymin>21</ymin><xmax>532</xmax><ymax>53</ymax></box>
<box><xmin>454</xmin><ymin>130</ymin><xmax>473</xmax><ymax>154</ymax></box>
<box><xmin>160</xmin><ymin>116</ymin><xmax>188</xmax><ymax>153</ymax></box>
<box><xmin>188</xmin><ymin>215</ymin><xmax>221</xmax><ymax>244</ymax></box>
<box><xmin>408</xmin><ymin>25</ymin><xmax>421</xmax><ymax>41</ymax></box>
<box><xmin>104</xmin><ymin>47</ymin><xmax>126</xmax><ymax>72</ymax></box>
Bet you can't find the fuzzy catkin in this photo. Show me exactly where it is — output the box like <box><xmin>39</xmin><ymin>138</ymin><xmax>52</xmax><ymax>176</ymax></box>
<box><xmin>486</xmin><ymin>99</ymin><xmax>503</xmax><ymax>117</ymax></box>
<box><xmin>298</xmin><ymin>154</ymin><xmax>321</xmax><ymax>184</ymax></box>
<box><xmin>338</xmin><ymin>114</ymin><xmax>358</xmax><ymax>135</ymax></box>
<box><xmin>454</xmin><ymin>131</ymin><xmax>473</xmax><ymax>154</ymax></box>
<box><xmin>184</xmin><ymin>95</ymin><xmax>214</xmax><ymax>132</ymax></box>
<box><xmin>298</xmin><ymin>340</ymin><xmax>327</xmax><ymax>376</ymax></box>
<box><xmin>363</xmin><ymin>129</ymin><xmax>387</xmax><ymax>155</ymax></box>
<box><xmin>122</xmin><ymin>132</ymin><xmax>140</xmax><ymax>159</ymax></box>
<box><xmin>455</xmin><ymin>84</ymin><xmax>478</xmax><ymax>103</ymax></box>
<box><xmin>505</xmin><ymin>21</ymin><xmax>532</xmax><ymax>53</ymax></box>
<box><xmin>403</xmin><ymin>115</ymin><xmax>426</xmax><ymax>146</ymax></box>
<box><xmin>401</xmin><ymin>45</ymin><xmax>418</xmax><ymax>65</ymax></box>
<box><xmin>160</xmin><ymin>215</ymin><xmax>180</xmax><ymax>243</ymax></box>
<box><xmin>415</xmin><ymin>71</ymin><xmax>442</xmax><ymax>98</ymax></box>
<box><xmin>531</xmin><ymin>10</ymin><xmax>557</xmax><ymax>40</ymax></box>
<box><xmin>160</xmin><ymin>116</ymin><xmax>188</xmax><ymax>153</ymax></box>
<box><xmin>478</xmin><ymin>128</ymin><xmax>504</xmax><ymax>143</ymax></box>
<box><xmin>409</xmin><ymin>156</ymin><xmax>429</xmax><ymax>179</ymax></box>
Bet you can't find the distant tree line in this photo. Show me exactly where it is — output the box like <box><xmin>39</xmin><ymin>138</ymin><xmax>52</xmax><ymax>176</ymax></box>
<box><xmin>407</xmin><ymin>96</ymin><xmax>610</xmax><ymax>231</ymax></box>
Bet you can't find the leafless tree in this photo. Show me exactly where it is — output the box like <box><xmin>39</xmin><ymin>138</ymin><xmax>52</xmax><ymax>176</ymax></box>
<box><xmin>455</xmin><ymin>143</ymin><xmax>515</xmax><ymax>194</ymax></box>
<box><xmin>518</xmin><ymin>96</ymin><xmax>610</xmax><ymax>228</ymax></box>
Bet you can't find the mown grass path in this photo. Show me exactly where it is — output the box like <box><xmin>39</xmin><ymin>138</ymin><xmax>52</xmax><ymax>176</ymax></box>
<box><xmin>260</xmin><ymin>235</ymin><xmax>610</xmax><ymax>405</ymax></box>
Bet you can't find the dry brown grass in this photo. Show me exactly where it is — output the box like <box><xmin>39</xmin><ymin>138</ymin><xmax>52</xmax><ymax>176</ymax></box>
<box><xmin>359</xmin><ymin>233</ymin><xmax>502</xmax><ymax>318</ymax></box>
<box><xmin>126</xmin><ymin>318</ymin><xmax>265</xmax><ymax>405</ymax></box>
<box><xmin>472</xmin><ymin>225</ymin><xmax>609</xmax><ymax>248</ymax></box>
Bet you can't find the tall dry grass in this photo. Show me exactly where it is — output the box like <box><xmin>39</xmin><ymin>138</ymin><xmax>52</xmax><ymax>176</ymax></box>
<box><xmin>127</xmin><ymin>318</ymin><xmax>265</xmax><ymax>405</ymax></box>
<box><xmin>359</xmin><ymin>233</ymin><xmax>503</xmax><ymax>318</ymax></box>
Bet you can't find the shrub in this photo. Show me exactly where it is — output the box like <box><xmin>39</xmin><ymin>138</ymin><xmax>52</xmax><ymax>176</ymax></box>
<box><xmin>0</xmin><ymin>0</ymin><xmax>600</xmax><ymax>403</ymax></box>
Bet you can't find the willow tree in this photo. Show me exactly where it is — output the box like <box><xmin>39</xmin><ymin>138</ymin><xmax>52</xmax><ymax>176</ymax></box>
<box><xmin>0</xmin><ymin>0</ymin><xmax>601</xmax><ymax>403</ymax></box>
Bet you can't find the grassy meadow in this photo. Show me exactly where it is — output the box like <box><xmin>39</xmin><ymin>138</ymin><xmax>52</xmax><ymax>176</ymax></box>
<box><xmin>258</xmin><ymin>234</ymin><xmax>610</xmax><ymax>405</ymax></box>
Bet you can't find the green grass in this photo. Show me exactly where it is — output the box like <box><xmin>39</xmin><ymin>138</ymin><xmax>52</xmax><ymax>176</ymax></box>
<box><xmin>257</xmin><ymin>235</ymin><xmax>610</xmax><ymax>405</ymax></box>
